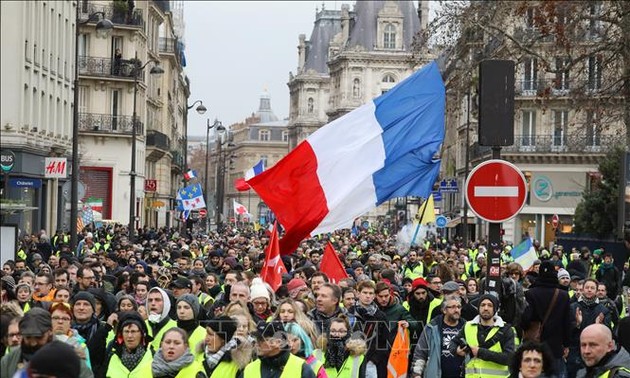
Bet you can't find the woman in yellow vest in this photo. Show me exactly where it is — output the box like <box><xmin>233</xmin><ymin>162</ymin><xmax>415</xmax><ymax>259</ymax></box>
<box><xmin>152</xmin><ymin>327</ymin><xmax>206</xmax><ymax>378</ymax></box>
<box><xmin>313</xmin><ymin>316</ymin><xmax>366</xmax><ymax>378</ymax></box>
<box><xmin>105</xmin><ymin>311</ymin><xmax>154</xmax><ymax>378</ymax></box>
<box><xmin>284</xmin><ymin>322</ymin><xmax>327</xmax><ymax>378</ymax></box>
<box><xmin>175</xmin><ymin>294</ymin><xmax>206</xmax><ymax>361</ymax></box>
<box><xmin>198</xmin><ymin>315</ymin><xmax>253</xmax><ymax>378</ymax></box>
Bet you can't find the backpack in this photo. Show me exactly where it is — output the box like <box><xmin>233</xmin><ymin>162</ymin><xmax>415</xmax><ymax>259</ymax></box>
<box><xmin>498</xmin><ymin>277</ymin><xmax>528</xmax><ymax>327</ymax></box>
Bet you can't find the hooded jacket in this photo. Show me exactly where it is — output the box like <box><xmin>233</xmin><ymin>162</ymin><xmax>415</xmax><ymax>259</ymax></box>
<box><xmin>146</xmin><ymin>287</ymin><xmax>177</xmax><ymax>352</ymax></box>
<box><xmin>576</xmin><ymin>347</ymin><xmax>630</xmax><ymax>378</ymax></box>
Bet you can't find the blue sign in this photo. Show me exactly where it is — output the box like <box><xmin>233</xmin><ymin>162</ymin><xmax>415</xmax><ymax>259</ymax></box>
<box><xmin>431</xmin><ymin>191</ymin><xmax>442</xmax><ymax>202</ymax></box>
<box><xmin>9</xmin><ymin>178</ymin><xmax>42</xmax><ymax>188</ymax></box>
<box><xmin>435</xmin><ymin>215</ymin><xmax>448</xmax><ymax>228</ymax></box>
<box><xmin>439</xmin><ymin>178</ymin><xmax>459</xmax><ymax>193</ymax></box>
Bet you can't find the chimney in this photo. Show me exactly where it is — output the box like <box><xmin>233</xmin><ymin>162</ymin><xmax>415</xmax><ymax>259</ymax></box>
<box><xmin>341</xmin><ymin>4</ymin><xmax>350</xmax><ymax>45</ymax></box>
<box><xmin>298</xmin><ymin>34</ymin><xmax>306</xmax><ymax>73</ymax></box>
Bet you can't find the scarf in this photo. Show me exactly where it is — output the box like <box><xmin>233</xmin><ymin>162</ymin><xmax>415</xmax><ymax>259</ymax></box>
<box><xmin>73</xmin><ymin>315</ymin><xmax>99</xmax><ymax>342</ymax></box>
<box><xmin>152</xmin><ymin>349</ymin><xmax>194</xmax><ymax>377</ymax></box>
<box><xmin>325</xmin><ymin>336</ymin><xmax>349</xmax><ymax>371</ymax></box>
<box><xmin>207</xmin><ymin>285</ymin><xmax>222</xmax><ymax>299</ymax></box>
<box><xmin>580</xmin><ymin>296</ymin><xmax>599</xmax><ymax>307</ymax></box>
<box><xmin>121</xmin><ymin>346</ymin><xmax>146</xmax><ymax>372</ymax></box>
<box><xmin>205</xmin><ymin>338</ymin><xmax>239</xmax><ymax>372</ymax></box>
<box><xmin>356</xmin><ymin>302</ymin><xmax>378</xmax><ymax>317</ymax></box>
<box><xmin>177</xmin><ymin>318</ymin><xmax>199</xmax><ymax>336</ymax></box>
<box><xmin>599</xmin><ymin>262</ymin><xmax>614</xmax><ymax>272</ymax></box>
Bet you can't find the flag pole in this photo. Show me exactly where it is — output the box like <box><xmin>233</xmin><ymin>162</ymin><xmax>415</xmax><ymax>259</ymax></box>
<box><xmin>411</xmin><ymin>195</ymin><xmax>431</xmax><ymax>247</ymax></box>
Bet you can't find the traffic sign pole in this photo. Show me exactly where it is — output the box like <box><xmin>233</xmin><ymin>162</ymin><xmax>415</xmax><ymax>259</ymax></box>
<box><xmin>487</xmin><ymin>148</ymin><xmax>502</xmax><ymax>296</ymax></box>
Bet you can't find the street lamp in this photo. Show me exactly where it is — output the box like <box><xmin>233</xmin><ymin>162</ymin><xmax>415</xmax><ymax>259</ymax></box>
<box><xmin>128</xmin><ymin>57</ymin><xmax>164</xmax><ymax>239</ymax></box>
<box><xmin>205</xmin><ymin>119</ymin><xmax>225</xmax><ymax>231</ymax></box>
<box><xmin>187</xmin><ymin>100</ymin><xmax>207</xmax><ymax>115</ymax></box>
<box><xmin>70</xmin><ymin>8</ymin><xmax>113</xmax><ymax>250</ymax></box>
<box><xmin>216</xmin><ymin>140</ymin><xmax>235</xmax><ymax>231</ymax></box>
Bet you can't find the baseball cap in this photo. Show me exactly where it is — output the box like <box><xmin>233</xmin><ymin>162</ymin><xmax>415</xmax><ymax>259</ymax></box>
<box><xmin>20</xmin><ymin>308</ymin><xmax>52</xmax><ymax>337</ymax></box>
<box><xmin>170</xmin><ymin>277</ymin><xmax>193</xmax><ymax>290</ymax></box>
<box><xmin>253</xmin><ymin>321</ymin><xmax>286</xmax><ymax>340</ymax></box>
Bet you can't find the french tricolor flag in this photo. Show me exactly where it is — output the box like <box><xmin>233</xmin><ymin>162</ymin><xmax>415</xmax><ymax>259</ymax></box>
<box><xmin>183</xmin><ymin>170</ymin><xmax>197</xmax><ymax>181</ymax></box>
<box><xmin>234</xmin><ymin>160</ymin><xmax>265</xmax><ymax>192</ymax></box>
<box><xmin>247</xmin><ymin>61</ymin><xmax>445</xmax><ymax>255</ymax></box>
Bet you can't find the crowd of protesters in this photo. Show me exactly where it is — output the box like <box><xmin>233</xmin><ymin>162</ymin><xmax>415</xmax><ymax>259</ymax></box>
<box><xmin>1</xmin><ymin>224</ymin><xmax>629</xmax><ymax>378</ymax></box>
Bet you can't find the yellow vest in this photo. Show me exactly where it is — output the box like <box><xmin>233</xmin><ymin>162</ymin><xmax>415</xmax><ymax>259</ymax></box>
<box><xmin>188</xmin><ymin>326</ymin><xmax>206</xmax><ymax>361</ymax></box>
<box><xmin>596</xmin><ymin>367</ymin><xmax>630</xmax><ymax>378</ymax></box>
<box><xmin>403</xmin><ymin>263</ymin><xmax>424</xmax><ymax>280</ymax></box>
<box><xmin>106</xmin><ymin>348</ymin><xmax>153</xmax><ymax>378</ymax></box>
<box><xmin>427</xmin><ymin>297</ymin><xmax>443</xmax><ymax>325</ymax></box>
<box><xmin>463</xmin><ymin>322</ymin><xmax>509</xmax><ymax>378</ymax></box>
<box><xmin>243</xmin><ymin>353</ymin><xmax>304</xmax><ymax>378</ymax></box>
<box><xmin>146</xmin><ymin>318</ymin><xmax>177</xmax><ymax>352</ymax></box>
<box><xmin>175</xmin><ymin>359</ymin><xmax>205</xmax><ymax>378</ymax></box>
<box><xmin>313</xmin><ymin>350</ymin><xmax>363</xmax><ymax>378</ymax></box>
<box><xmin>209</xmin><ymin>360</ymin><xmax>241</xmax><ymax>378</ymax></box>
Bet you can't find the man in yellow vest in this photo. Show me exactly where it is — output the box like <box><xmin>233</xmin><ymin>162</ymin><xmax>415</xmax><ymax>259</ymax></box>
<box><xmin>243</xmin><ymin>321</ymin><xmax>316</xmax><ymax>378</ymax></box>
<box><xmin>450</xmin><ymin>294</ymin><xmax>515</xmax><ymax>378</ymax></box>
<box><xmin>577</xmin><ymin>324</ymin><xmax>630</xmax><ymax>377</ymax></box>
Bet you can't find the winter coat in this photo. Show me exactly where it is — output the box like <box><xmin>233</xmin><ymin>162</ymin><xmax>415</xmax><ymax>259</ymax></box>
<box><xmin>347</xmin><ymin>304</ymin><xmax>390</xmax><ymax>376</ymax></box>
<box><xmin>569</xmin><ymin>298</ymin><xmax>611</xmax><ymax>348</ymax></box>
<box><xmin>0</xmin><ymin>346</ymin><xmax>94</xmax><ymax>378</ymax></box>
<box><xmin>576</xmin><ymin>347</ymin><xmax>630</xmax><ymax>378</ymax></box>
<box><xmin>412</xmin><ymin>314</ymin><xmax>466</xmax><ymax>377</ymax></box>
<box><xmin>521</xmin><ymin>277</ymin><xmax>572</xmax><ymax>358</ymax></box>
<box><xmin>596</xmin><ymin>264</ymin><xmax>622</xmax><ymax>300</ymax></box>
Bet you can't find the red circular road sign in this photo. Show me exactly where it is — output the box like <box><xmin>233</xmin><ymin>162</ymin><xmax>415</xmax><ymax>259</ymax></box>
<box><xmin>551</xmin><ymin>214</ymin><xmax>560</xmax><ymax>229</ymax></box>
<box><xmin>465</xmin><ymin>159</ymin><xmax>527</xmax><ymax>223</ymax></box>
<box><xmin>198</xmin><ymin>209</ymin><xmax>207</xmax><ymax>218</ymax></box>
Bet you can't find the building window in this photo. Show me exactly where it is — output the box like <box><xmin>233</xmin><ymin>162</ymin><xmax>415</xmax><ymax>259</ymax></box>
<box><xmin>521</xmin><ymin>110</ymin><xmax>536</xmax><ymax>147</ymax></box>
<box><xmin>260</xmin><ymin>155</ymin><xmax>268</xmax><ymax>169</ymax></box>
<box><xmin>383</xmin><ymin>23</ymin><xmax>396</xmax><ymax>49</ymax></box>
<box><xmin>523</xmin><ymin>58</ymin><xmax>538</xmax><ymax>93</ymax></box>
<box><xmin>307</xmin><ymin>97</ymin><xmax>314</xmax><ymax>113</ymax></box>
<box><xmin>259</xmin><ymin>129</ymin><xmax>270</xmax><ymax>141</ymax></box>
<box><xmin>587</xmin><ymin>55</ymin><xmax>602</xmax><ymax>91</ymax></box>
<box><xmin>585</xmin><ymin>110</ymin><xmax>601</xmax><ymax>146</ymax></box>
<box><xmin>554</xmin><ymin>57</ymin><xmax>570</xmax><ymax>93</ymax></box>
<box><xmin>352</xmin><ymin>78</ymin><xmax>361</xmax><ymax>98</ymax></box>
<box><xmin>282</xmin><ymin>131</ymin><xmax>288</xmax><ymax>142</ymax></box>
<box><xmin>553</xmin><ymin>110</ymin><xmax>568</xmax><ymax>147</ymax></box>
<box><xmin>382</xmin><ymin>75</ymin><xmax>396</xmax><ymax>83</ymax></box>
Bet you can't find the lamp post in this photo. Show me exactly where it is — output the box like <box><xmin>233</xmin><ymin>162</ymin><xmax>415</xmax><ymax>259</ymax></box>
<box><xmin>128</xmin><ymin>56</ymin><xmax>164</xmax><ymax>239</ymax></box>
<box><xmin>462</xmin><ymin>88</ymin><xmax>471</xmax><ymax>244</ymax></box>
<box><xmin>205</xmin><ymin>119</ymin><xmax>225</xmax><ymax>231</ymax></box>
<box><xmin>215</xmin><ymin>140</ymin><xmax>235</xmax><ymax>231</ymax></box>
<box><xmin>70</xmin><ymin>7</ymin><xmax>112</xmax><ymax>250</ymax></box>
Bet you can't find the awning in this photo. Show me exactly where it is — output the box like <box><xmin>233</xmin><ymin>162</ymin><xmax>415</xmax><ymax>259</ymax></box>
<box><xmin>447</xmin><ymin>216</ymin><xmax>476</xmax><ymax>228</ymax></box>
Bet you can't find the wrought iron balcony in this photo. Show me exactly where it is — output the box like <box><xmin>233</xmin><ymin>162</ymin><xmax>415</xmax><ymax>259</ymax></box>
<box><xmin>514</xmin><ymin>78</ymin><xmax>615</xmax><ymax>97</ymax></box>
<box><xmin>79</xmin><ymin>1</ymin><xmax>143</xmax><ymax>28</ymax></box>
<box><xmin>78</xmin><ymin>113</ymin><xmax>144</xmax><ymax>135</ymax></box>
<box><xmin>170</xmin><ymin>150</ymin><xmax>185</xmax><ymax>171</ymax></box>
<box><xmin>79</xmin><ymin>56</ymin><xmax>145</xmax><ymax>81</ymax></box>
<box><xmin>159</xmin><ymin>37</ymin><xmax>177</xmax><ymax>53</ymax></box>
<box><xmin>146</xmin><ymin>130</ymin><xmax>170</xmax><ymax>150</ymax></box>
<box><xmin>469</xmin><ymin>133</ymin><xmax>622</xmax><ymax>160</ymax></box>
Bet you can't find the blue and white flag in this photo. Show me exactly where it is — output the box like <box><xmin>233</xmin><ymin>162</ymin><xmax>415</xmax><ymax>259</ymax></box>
<box><xmin>178</xmin><ymin>183</ymin><xmax>206</xmax><ymax>210</ymax></box>
<box><xmin>245</xmin><ymin>160</ymin><xmax>265</xmax><ymax>180</ymax></box>
<box><xmin>511</xmin><ymin>238</ymin><xmax>538</xmax><ymax>271</ymax></box>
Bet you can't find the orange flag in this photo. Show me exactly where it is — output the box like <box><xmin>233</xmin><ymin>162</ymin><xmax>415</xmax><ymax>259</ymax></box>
<box><xmin>387</xmin><ymin>323</ymin><xmax>410</xmax><ymax>378</ymax></box>
<box><xmin>320</xmin><ymin>242</ymin><xmax>349</xmax><ymax>284</ymax></box>
<box><xmin>260</xmin><ymin>221</ymin><xmax>287</xmax><ymax>291</ymax></box>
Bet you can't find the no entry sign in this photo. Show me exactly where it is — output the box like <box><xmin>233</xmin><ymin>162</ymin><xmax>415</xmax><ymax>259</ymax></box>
<box><xmin>465</xmin><ymin>160</ymin><xmax>527</xmax><ymax>223</ymax></box>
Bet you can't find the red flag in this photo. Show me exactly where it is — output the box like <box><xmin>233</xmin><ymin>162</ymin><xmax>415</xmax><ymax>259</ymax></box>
<box><xmin>320</xmin><ymin>242</ymin><xmax>349</xmax><ymax>284</ymax></box>
<box><xmin>234</xmin><ymin>177</ymin><xmax>251</xmax><ymax>191</ymax></box>
<box><xmin>260</xmin><ymin>222</ymin><xmax>287</xmax><ymax>291</ymax></box>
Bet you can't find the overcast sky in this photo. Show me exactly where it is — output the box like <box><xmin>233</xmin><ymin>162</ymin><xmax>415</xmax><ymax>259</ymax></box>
<box><xmin>184</xmin><ymin>1</ymin><xmax>347</xmax><ymax>136</ymax></box>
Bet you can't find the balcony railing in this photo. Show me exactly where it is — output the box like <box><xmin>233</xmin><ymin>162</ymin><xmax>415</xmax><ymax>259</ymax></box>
<box><xmin>79</xmin><ymin>56</ymin><xmax>145</xmax><ymax>81</ymax></box>
<box><xmin>146</xmin><ymin>130</ymin><xmax>170</xmax><ymax>150</ymax></box>
<box><xmin>469</xmin><ymin>133</ymin><xmax>621</xmax><ymax>158</ymax></box>
<box><xmin>158</xmin><ymin>37</ymin><xmax>177</xmax><ymax>53</ymax></box>
<box><xmin>171</xmin><ymin>150</ymin><xmax>185</xmax><ymax>170</ymax></box>
<box><xmin>79</xmin><ymin>2</ymin><xmax>143</xmax><ymax>28</ymax></box>
<box><xmin>78</xmin><ymin>113</ymin><xmax>144</xmax><ymax>135</ymax></box>
<box><xmin>515</xmin><ymin>78</ymin><xmax>617</xmax><ymax>97</ymax></box>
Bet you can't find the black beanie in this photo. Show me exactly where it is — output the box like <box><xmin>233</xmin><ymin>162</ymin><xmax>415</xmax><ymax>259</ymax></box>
<box><xmin>29</xmin><ymin>341</ymin><xmax>80</xmax><ymax>378</ymax></box>
<box><xmin>539</xmin><ymin>260</ymin><xmax>557</xmax><ymax>280</ymax></box>
<box><xmin>202</xmin><ymin>315</ymin><xmax>237</xmax><ymax>342</ymax></box>
<box><xmin>71</xmin><ymin>291</ymin><xmax>96</xmax><ymax>312</ymax></box>
<box><xmin>478</xmin><ymin>293</ymin><xmax>500</xmax><ymax>315</ymax></box>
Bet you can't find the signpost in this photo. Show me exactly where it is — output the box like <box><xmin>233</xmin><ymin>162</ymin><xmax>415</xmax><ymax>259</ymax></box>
<box><xmin>465</xmin><ymin>160</ymin><xmax>527</xmax><ymax>223</ymax></box>
<box><xmin>435</xmin><ymin>215</ymin><xmax>447</xmax><ymax>228</ymax></box>
<box><xmin>551</xmin><ymin>214</ymin><xmax>560</xmax><ymax>230</ymax></box>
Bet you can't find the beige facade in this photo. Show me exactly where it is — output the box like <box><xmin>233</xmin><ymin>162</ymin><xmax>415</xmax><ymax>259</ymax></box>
<box><xmin>0</xmin><ymin>1</ymin><xmax>76</xmax><ymax>235</ymax></box>
<box><xmin>440</xmin><ymin>1</ymin><xmax>626</xmax><ymax>246</ymax></box>
<box><xmin>76</xmin><ymin>0</ymin><xmax>188</xmax><ymax>228</ymax></box>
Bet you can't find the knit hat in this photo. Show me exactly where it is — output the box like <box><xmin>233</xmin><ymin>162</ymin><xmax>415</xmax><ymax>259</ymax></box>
<box><xmin>71</xmin><ymin>291</ymin><xmax>97</xmax><ymax>312</ymax></box>
<box><xmin>557</xmin><ymin>268</ymin><xmax>570</xmax><ymax>280</ymax></box>
<box><xmin>478</xmin><ymin>293</ymin><xmax>499</xmax><ymax>315</ymax></box>
<box><xmin>442</xmin><ymin>281</ymin><xmax>460</xmax><ymax>293</ymax></box>
<box><xmin>287</xmin><ymin>278</ymin><xmax>307</xmax><ymax>299</ymax></box>
<box><xmin>411</xmin><ymin>277</ymin><xmax>429</xmax><ymax>292</ymax></box>
<box><xmin>176</xmin><ymin>294</ymin><xmax>200</xmax><ymax>319</ymax></box>
<box><xmin>15</xmin><ymin>282</ymin><xmax>32</xmax><ymax>294</ymax></box>
<box><xmin>202</xmin><ymin>315</ymin><xmax>237</xmax><ymax>342</ymax></box>
<box><xmin>32</xmin><ymin>253</ymin><xmax>43</xmax><ymax>261</ymax></box>
<box><xmin>223</xmin><ymin>256</ymin><xmax>238</xmax><ymax>269</ymax></box>
<box><xmin>250</xmin><ymin>278</ymin><xmax>270</xmax><ymax>301</ymax></box>
<box><xmin>116</xmin><ymin>311</ymin><xmax>148</xmax><ymax>342</ymax></box>
<box><xmin>29</xmin><ymin>341</ymin><xmax>80</xmax><ymax>378</ymax></box>
<box><xmin>1</xmin><ymin>275</ymin><xmax>16</xmax><ymax>290</ymax></box>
